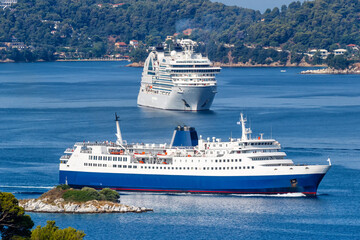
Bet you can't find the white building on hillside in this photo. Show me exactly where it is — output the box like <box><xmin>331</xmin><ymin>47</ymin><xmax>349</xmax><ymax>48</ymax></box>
<box><xmin>334</xmin><ymin>49</ymin><xmax>347</xmax><ymax>56</ymax></box>
<box><xmin>0</xmin><ymin>0</ymin><xmax>17</xmax><ymax>8</ymax></box>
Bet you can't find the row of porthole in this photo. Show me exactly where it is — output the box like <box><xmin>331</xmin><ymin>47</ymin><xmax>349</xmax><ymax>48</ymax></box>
<box><xmin>176</xmin><ymin>159</ymin><xmax>241</xmax><ymax>163</ymax></box>
<box><xmin>88</xmin><ymin>155</ymin><xmax>128</xmax><ymax>162</ymax></box>
<box><xmin>140</xmin><ymin>166</ymin><xmax>255</xmax><ymax>170</ymax></box>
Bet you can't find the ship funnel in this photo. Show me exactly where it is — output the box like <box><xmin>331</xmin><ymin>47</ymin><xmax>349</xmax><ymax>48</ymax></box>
<box><xmin>170</xmin><ymin>125</ymin><xmax>198</xmax><ymax>147</ymax></box>
<box><xmin>115</xmin><ymin>113</ymin><xmax>123</xmax><ymax>145</ymax></box>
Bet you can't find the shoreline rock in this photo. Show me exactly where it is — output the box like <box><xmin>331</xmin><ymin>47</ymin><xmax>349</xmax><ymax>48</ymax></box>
<box><xmin>126</xmin><ymin>61</ymin><xmax>144</xmax><ymax>67</ymax></box>
<box><xmin>301</xmin><ymin>65</ymin><xmax>360</xmax><ymax>74</ymax></box>
<box><xmin>19</xmin><ymin>198</ymin><xmax>153</xmax><ymax>214</ymax></box>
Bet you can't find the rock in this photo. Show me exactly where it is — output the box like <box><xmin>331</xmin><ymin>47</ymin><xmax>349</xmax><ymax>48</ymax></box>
<box><xmin>300</xmin><ymin>66</ymin><xmax>360</xmax><ymax>74</ymax></box>
<box><xmin>19</xmin><ymin>198</ymin><xmax>153</xmax><ymax>214</ymax></box>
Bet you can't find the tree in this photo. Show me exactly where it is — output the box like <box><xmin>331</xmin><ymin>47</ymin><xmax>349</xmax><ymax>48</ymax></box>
<box><xmin>31</xmin><ymin>221</ymin><xmax>85</xmax><ymax>240</ymax></box>
<box><xmin>0</xmin><ymin>192</ymin><xmax>34</xmax><ymax>240</ymax></box>
<box><xmin>326</xmin><ymin>54</ymin><xmax>351</xmax><ymax>69</ymax></box>
<box><xmin>99</xmin><ymin>188</ymin><xmax>120</xmax><ymax>202</ymax></box>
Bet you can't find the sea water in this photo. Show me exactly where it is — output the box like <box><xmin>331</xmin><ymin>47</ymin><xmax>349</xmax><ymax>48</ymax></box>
<box><xmin>0</xmin><ymin>62</ymin><xmax>359</xmax><ymax>239</ymax></box>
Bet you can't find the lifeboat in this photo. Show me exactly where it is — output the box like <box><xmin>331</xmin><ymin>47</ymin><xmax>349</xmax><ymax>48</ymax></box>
<box><xmin>139</xmin><ymin>160</ymin><xmax>144</xmax><ymax>164</ymax></box>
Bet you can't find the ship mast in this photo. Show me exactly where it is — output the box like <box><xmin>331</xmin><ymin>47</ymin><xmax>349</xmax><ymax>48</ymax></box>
<box><xmin>238</xmin><ymin>113</ymin><xmax>252</xmax><ymax>141</ymax></box>
<box><xmin>115</xmin><ymin>113</ymin><xmax>123</xmax><ymax>145</ymax></box>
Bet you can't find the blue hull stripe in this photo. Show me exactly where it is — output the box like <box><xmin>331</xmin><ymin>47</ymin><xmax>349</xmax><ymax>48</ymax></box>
<box><xmin>59</xmin><ymin>171</ymin><xmax>325</xmax><ymax>195</ymax></box>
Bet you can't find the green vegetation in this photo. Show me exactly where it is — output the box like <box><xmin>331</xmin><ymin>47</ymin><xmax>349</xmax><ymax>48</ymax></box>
<box><xmin>62</xmin><ymin>187</ymin><xmax>120</xmax><ymax>203</ymax></box>
<box><xmin>31</xmin><ymin>221</ymin><xmax>85</xmax><ymax>240</ymax></box>
<box><xmin>326</xmin><ymin>54</ymin><xmax>352</xmax><ymax>69</ymax></box>
<box><xmin>56</xmin><ymin>184</ymin><xmax>70</xmax><ymax>190</ymax></box>
<box><xmin>0</xmin><ymin>0</ymin><xmax>359</xmax><ymax>66</ymax></box>
<box><xmin>0</xmin><ymin>192</ymin><xmax>34</xmax><ymax>240</ymax></box>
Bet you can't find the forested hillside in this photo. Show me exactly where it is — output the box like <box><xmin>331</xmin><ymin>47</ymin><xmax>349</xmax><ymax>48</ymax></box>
<box><xmin>0</xmin><ymin>0</ymin><xmax>359</xmax><ymax>66</ymax></box>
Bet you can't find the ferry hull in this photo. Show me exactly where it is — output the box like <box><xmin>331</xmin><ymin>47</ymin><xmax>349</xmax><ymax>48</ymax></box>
<box><xmin>137</xmin><ymin>85</ymin><xmax>217</xmax><ymax>111</ymax></box>
<box><xmin>59</xmin><ymin>171</ymin><xmax>326</xmax><ymax>195</ymax></box>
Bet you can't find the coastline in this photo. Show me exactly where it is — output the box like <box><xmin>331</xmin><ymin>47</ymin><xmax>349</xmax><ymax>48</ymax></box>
<box><xmin>126</xmin><ymin>61</ymin><xmax>326</xmax><ymax>68</ymax></box>
<box><xmin>0</xmin><ymin>59</ymin><xmax>326</xmax><ymax>68</ymax></box>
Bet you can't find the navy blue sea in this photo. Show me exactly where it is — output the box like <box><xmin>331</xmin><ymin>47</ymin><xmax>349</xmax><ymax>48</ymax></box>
<box><xmin>0</xmin><ymin>62</ymin><xmax>359</xmax><ymax>239</ymax></box>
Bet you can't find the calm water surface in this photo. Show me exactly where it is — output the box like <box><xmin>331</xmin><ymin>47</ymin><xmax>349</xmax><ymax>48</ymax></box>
<box><xmin>0</xmin><ymin>62</ymin><xmax>359</xmax><ymax>239</ymax></box>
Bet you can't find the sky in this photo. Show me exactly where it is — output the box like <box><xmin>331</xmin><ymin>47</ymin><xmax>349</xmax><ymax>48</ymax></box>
<box><xmin>214</xmin><ymin>0</ymin><xmax>304</xmax><ymax>12</ymax></box>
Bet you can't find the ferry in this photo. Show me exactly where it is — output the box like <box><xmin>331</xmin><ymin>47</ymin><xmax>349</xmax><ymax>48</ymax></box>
<box><xmin>59</xmin><ymin>114</ymin><xmax>331</xmax><ymax>195</ymax></box>
<box><xmin>137</xmin><ymin>39</ymin><xmax>221</xmax><ymax>111</ymax></box>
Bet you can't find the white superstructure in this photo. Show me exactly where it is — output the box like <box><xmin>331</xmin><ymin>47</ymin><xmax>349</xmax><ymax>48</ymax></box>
<box><xmin>137</xmin><ymin>39</ymin><xmax>221</xmax><ymax>111</ymax></box>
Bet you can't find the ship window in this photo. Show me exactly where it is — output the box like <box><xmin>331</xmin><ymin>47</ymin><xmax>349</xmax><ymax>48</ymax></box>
<box><xmin>187</xmin><ymin>167</ymin><xmax>190</xmax><ymax>170</ymax></box>
<box><xmin>235</xmin><ymin>167</ymin><xmax>237</xmax><ymax>169</ymax></box>
<box><xmin>211</xmin><ymin>167</ymin><xmax>213</xmax><ymax>170</ymax></box>
<box><xmin>113</xmin><ymin>157</ymin><xmax>117</xmax><ymax>161</ymax></box>
<box><xmin>112</xmin><ymin>164</ymin><xmax>116</xmax><ymax>167</ymax></box>
<box><xmin>215</xmin><ymin>167</ymin><xmax>217</xmax><ymax>170</ymax></box>
<box><xmin>160</xmin><ymin>167</ymin><xmax>162</xmax><ymax>169</ymax></box>
<box><xmin>108</xmin><ymin>157</ymin><xmax>112</xmax><ymax>161</ymax></box>
<box><xmin>203</xmin><ymin>167</ymin><xmax>206</xmax><ymax>170</ymax></box>
<box><xmin>94</xmin><ymin>156</ymin><xmax>97</xmax><ymax>160</ymax></box>
<box><xmin>133</xmin><ymin>166</ymin><xmax>137</xmax><ymax>169</ymax></box>
<box><xmin>123</xmin><ymin>165</ymin><xmax>127</xmax><ymax>168</ymax></box>
<box><xmin>195</xmin><ymin>167</ymin><xmax>197</xmax><ymax>170</ymax></box>
<box><xmin>231</xmin><ymin>159</ymin><xmax>233</xmax><ymax>162</ymax></box>
<box><xmin>104</xmin><ymin>156</ymin><xmax>107</xmax><ymax>160</ymax></box>
<box><xmin>89</xmin><ymin>156</ymin><xmax>91</xmax><ymax>160</ymax></box>
<box><xmin>119</xmin><ymin>157</ymin><xmax>122</xmax><ymax>161</ymax></box>
<box><xmin>235</xmin><ymin>159</ymin><xmax>238</xmax><ymax>162</ymax></box>
<box><xmin>175</xmin><ymin>167</ymin><xmax>178</xmax><ymax>170</ymax></box>
<box><xmin>252</xmin><ymin>166</ymin><xmax>254</xmax><ymax>169</ymax></box>
<box><xmin>84</xmin><ymin>163</ymin><xmax>87</xmax><ymax>166</ymax></box>
<box><xmin>129</xmin><ymin>165</ymin><xmax>132</xmax><ymax>168</ymax></box>
<box><xmin>99</xmin><ymin>156</ymin><xmax>102</xmax><ymax>160</ymax></box>
<box><xmin>93</xmin><ymin>164</ymin><xmax>97</xmax><ymax>167</ymax></box>
<box><xmin>141</xmin><ymin>166</ymin><xmax>143</xmax><ymax>169</ymax></box>
<box><xmin>227</xmin><ymin>167</ymin><xmax>229</xmax><ymax>170</ymax></box>
<box><xmin>117</xmin><ymin>165</ymin><xmax>121</xmax><ymax>168</ymax></box>
<box><xmin>247</xmin><ymin>166</ymin><xmax>250</xmax><ymax>169</ymax></box>
<box><xmin>145</xmin><ymin>166</ymin><xmax>147</xmax><ymax>169</ymax></box>
<box><xmin>215</xmin><ymin>160</ymin><xmax>218</xmax><ymax>163</ymax></box>
<box><xmin>152</xmin><ymin>166</ymin><xmax>154</xmax><ymax>169</ymax></box>
<box><xmin>89</xmin><ymin>163</ymin><xmax>92</xmax><ymax>166</ymax></box>
<box><xmin>231</xmin><ymin>167</ymin><xmax>233</xmax><ymax>169</ymax></box>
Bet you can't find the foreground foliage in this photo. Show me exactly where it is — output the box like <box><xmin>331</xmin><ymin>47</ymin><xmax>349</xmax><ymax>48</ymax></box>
<box><xmin>0</xmin><ymin>192</ymin><xmax>86</xmax><ymax>239</ymax></box>
<box><xmin>31</xmin><ymin>221</ymin><xmax>85</xmax><ymax>240</ymax></box>
<box><xmin>0</xmin><ymin>192</ymin><xmax>34</xmax><ymax>240</ymax></box>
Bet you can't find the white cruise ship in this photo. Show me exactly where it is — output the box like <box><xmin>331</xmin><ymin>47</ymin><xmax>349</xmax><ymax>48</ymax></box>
<box><xmin>59</xmin><ymin>114</ymin><xmax>331</xmax><ymax>195</ymax></box>
<box><xmin>137</xmin><ymin>39</ymin><xmax>221</xmax><ymax>111</ymax></box>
